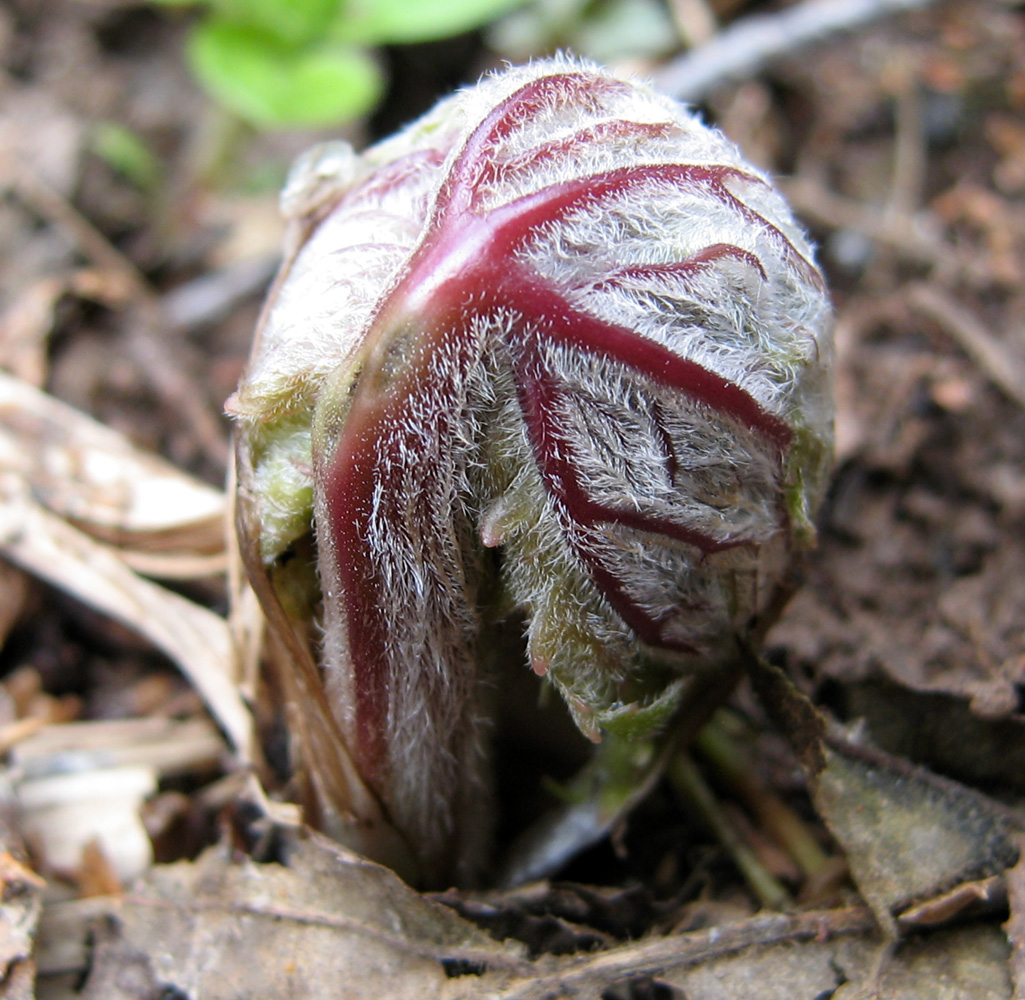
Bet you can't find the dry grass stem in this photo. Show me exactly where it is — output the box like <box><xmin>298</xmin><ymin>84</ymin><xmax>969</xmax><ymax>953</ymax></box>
<box><xmin>10</xmin><ymin>717</ymin><xmax>226</xmax><ymax>777</ymax></box>
<box><xmin>655</xmin><ymin>0</ymin><xmax>943</xmax><ymax>100</ymax></box>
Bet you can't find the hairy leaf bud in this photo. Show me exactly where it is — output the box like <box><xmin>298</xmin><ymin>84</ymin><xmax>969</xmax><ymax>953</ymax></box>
<box><xmin>230</xmin><ymin>57</ymin><xmax>833</xmax><ymax>886</ymax></box>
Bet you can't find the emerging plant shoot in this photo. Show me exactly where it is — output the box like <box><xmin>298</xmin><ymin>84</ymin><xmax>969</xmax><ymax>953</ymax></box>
<box><xmin>230</xmin><ymin>57</ymin><xmax>833</xmax><ymax>887</ymax></box>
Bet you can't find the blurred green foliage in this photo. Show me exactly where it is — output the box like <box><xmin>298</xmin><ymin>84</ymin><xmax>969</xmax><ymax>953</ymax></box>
<box><xmin>489</xmin><ymin>0</ymin><xmax>678</xmax><ymax>65</ymax></box>
<box><xmin>90</xmin><ymin>121</ymin><xmax>163</xmax><ymax>192</ymax></box>
<box><xmin>154</xmin><ymin>0</ymin><xmax>532</xmax><ymax>128</ymax></box>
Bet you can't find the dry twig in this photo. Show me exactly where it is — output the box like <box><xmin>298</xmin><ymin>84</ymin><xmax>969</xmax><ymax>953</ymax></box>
<box><xmin>503</xmin><ymin>906</ymin><xmax>878</xmax><ymax>1000</ymax></box>
<box><xmin>655</xmin><ymin>0</ymin><xmax>944</xmax><ymax>102</ymax></box>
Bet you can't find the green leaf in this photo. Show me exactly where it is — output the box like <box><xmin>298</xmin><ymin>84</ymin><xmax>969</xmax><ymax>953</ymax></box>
<box><xmin>207</xmin><ymin>0</ymin><xmax>343</xmax><ymax>47</ymax></box>
<box><xmin>332</xmin><ymin>0</ymin><xmax>532</xmax><ymax>45</ymax></box>
<box><xmin>90</xmin><ymin>122</ymin><xmax>162</xmax><ymax>193</ymax></box>
<box><xmin>187</xmin><ymin>22</ymin><xmax>383</xmax><ymax>128</ymax></box>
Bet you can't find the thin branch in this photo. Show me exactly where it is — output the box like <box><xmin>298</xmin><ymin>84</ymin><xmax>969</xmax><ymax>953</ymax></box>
<box><xmin>4</xmin><ymin>154</ymin><xmax>149</xmax><ymax>298</ymax></box>
<box><xmin>655</xmin><ymin>0</ymin><xmax>945</xmax><ymax>103</ymax></box>
<box><xmin>123</xmin><ymin>307</ymin><xmax>231</xmax><ymax>467</ymax></box>
<box><xmin>503</xmin><ymin>906</ymin><xmax>878</xmax><ymax>1000</ymax></box>
<box><xmin>781</xmin><ymin>176</ymin><xmax>955</xmax><ymax>269</ymax></box>
<box><xmin>885</xmin><ymin>68</ymin><xmax>927</xmax><ymax>220</ymax></box>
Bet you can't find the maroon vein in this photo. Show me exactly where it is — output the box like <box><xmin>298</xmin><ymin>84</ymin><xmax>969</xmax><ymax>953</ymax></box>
<box><xmin>501</xmin><ymin>270</ymin><xmax>791</xmax><ymax>450</ymax></box>
<box><xmin>478</xmin><ymin>119</ymin><xmax>674</xmax><ymax>192</ymax></box>
<box><xmin>320</xmin><ymin>422</ymin><xmax>391</xmax><ymax>784</ymax></box>
<box><xmin>441</xmin><ymin>71</ymin><xmax>634</xmax><ymax>216</ymax></box>
<box><xmin>595</xmin><ymin>243</ymin><xmax>769</xmax><ymax>289</ymax></box>
<box><xmin>513</xmin><ymin>332</ymin><xmax>701</xmax><ymax>653</ymax></box>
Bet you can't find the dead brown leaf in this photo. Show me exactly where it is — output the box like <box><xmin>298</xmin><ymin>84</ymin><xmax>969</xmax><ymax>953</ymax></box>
<box><xmin>0</xmin><ymin>799</ymin><xmax>44</xmax><ymax>1000</ymax></box>
<box><xmin>0</xmin><ymin>480</ymin><xmax>252</xmax><ymax>759</ymax></box>
<box><xmin>78</xmin><ymin>833</ymin><xmax>530</xmax><ymax>1000</ymax></box>
<box><xmin>0</xmin><ymin>371</ymin><xmax>226</xmax><ymax>557</ymax></box>
<box><xmin>815</xmin><ymin>740</ymin><xmax>1022</xmax><ymax>934</ymax></box>
<box><xmin>1005</xmin><ymin>837</ymin><xmax>1025</xmax><ymax>999</ymax></box>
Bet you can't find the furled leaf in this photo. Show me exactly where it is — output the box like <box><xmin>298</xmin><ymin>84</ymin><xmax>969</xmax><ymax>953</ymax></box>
<box><xmin>231</xmin><ymin>58</ymin><xmax>833</xmax><ymax>886</ymax></box>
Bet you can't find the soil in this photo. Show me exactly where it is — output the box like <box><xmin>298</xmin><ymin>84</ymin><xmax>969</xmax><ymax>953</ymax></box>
<box><xmin>1</xmin><ymin>0</ymin><xmax>1024</xmax><ymax>996</ymax></box>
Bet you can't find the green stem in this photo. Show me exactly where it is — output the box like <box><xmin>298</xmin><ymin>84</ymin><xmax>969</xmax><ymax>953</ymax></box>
<box><xmin>696</xmin><ymin>711</ymin><xmax>831</xmax><ymax>880</ymax></box>
<box><xmin>668</xmin><ymin>751</ymin><xmax>791</xmax><ymax>910</ymax></box>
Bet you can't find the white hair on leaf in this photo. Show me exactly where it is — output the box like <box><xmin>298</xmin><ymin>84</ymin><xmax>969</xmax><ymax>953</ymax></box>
<box><xmin>232</xmin><ymin>56</ymin><xmax>834</xmax><ymax>888</ymax></box>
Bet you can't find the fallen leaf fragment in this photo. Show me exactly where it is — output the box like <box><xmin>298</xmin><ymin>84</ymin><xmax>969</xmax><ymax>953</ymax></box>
<box><xmin>10</xmin><ymin>717</ymin><xmax>225</xmax><ymax>779</ymax></box>
<box><xmin>1005</xmin><ymin>836</ymin><xmax>1025</xmax><ymax>999</ymax></box>
<box><xmin>0</xmin><ymin>850</ymin><xmax>44</xmax><ymax>967</ymax></box>
<box><xmin>0</xmin><ymin>370</ymin><xmax>226</xmax><ymax>553</ymax></box>
<box><xmin>49</xmin><ymin>823</ymin><xmax>1020</xmax><ymax>999</ymax></box>
<box><xmin>816</xmin><ymin>741</ymin><xmax>1022</xmax><ymax>933</ymax></box>
<box><xmin>898</xmin><ymin>874</ymin><xmax>1008</xmax><ymax>930</ymax></box>
<box><xmin>0</xmin><ymin>269</ymin><xmax>134</xmax><ymax>388</ymax></box>
<box><xmin>78</xmin><ymin>833</ymin><xmax>529</xmax><ymax>1000</ymax></box>
<box><xmin>0</xmin><ymin>779</ymin><xmax>44</xmax><ymax>1000</ymax></box>
<box><xmin>748</xmin><ymin>653</ymin><xmax>1025</xmax><ymax>938</ymax></box>
<box><xmin>0</xmin><ymin>478</ymin><xmax>252</xmax><ymax>760</ymax></box>
<box><xmin>17</xmin><ymin>766</ymin><xmax>155</xmax><ymax>884</ymax></box>
<box><xmin>841</xmin><ymin>682</ymin><xmax>1025</xmax><ymax>796</ymax></box>
<box><xmin>835</xmin><ymin>924</ymin><xmax>1013</xmax><ymax>1000</ymax></box>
